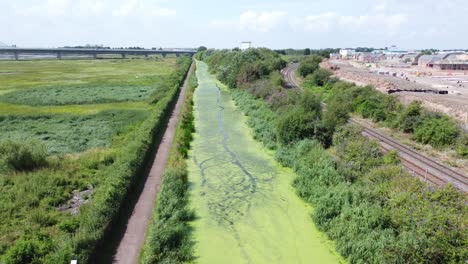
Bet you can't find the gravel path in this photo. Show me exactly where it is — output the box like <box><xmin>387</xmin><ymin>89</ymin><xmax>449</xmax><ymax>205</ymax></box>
<box><xmin>112</xmin><ymin>62</ymin><xmax>194</xmax><ymax>264</ymax></box>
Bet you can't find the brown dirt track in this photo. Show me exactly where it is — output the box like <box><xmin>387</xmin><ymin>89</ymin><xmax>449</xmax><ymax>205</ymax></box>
<box><xmin>111</xmin><ymin>62</ymin><xmax>194</xmax><ymax>264</ymax></box>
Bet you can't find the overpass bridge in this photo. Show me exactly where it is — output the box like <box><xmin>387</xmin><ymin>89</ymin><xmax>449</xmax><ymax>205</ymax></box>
<box><xmin>0</xmin><ymin>47</ymin><xmax>197</xmax><ymax>60</ymax></box>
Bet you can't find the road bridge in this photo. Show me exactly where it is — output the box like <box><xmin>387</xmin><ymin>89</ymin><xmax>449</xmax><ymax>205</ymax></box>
<box><xmin>0</xmin><ymin>47</ymin><xmax>197</xmax><ymax>60</ymax></box>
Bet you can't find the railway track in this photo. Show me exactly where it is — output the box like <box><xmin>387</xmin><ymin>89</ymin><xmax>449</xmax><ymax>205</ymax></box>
<box><xmin>282</xmin><ymin>64</ymin><xmax>468</xmax><ymax>193</ymax></box>
<box><xmin>280</xmin><ymin>63</ymin><xmax>300</xmax><ymax>89</ymax></box>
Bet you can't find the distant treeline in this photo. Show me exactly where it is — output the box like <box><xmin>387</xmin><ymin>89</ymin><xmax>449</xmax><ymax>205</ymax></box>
<box><xmin>61</xmin><ymin>45</ymin><xmax>148</xmax><ymax>50</ymax></box>
<box><xmin>274</xmin><ymin>48</ymin><xmax>339</xmax><ymax>58</ymax></box>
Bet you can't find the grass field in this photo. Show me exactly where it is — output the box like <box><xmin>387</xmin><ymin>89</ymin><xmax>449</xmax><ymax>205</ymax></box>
<box><xmin>0</xmin><ymin>59</ymin><xmax>176</xmax><ymax>154</ymax></box>
<box><xmin>0</xmin><ymin>57</ymin><xmax>187</xmax><ymax>263</ymax></box>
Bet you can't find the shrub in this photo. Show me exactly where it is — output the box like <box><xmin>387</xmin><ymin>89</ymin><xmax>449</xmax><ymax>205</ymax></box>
<box><xmin>414</xmin><ymin>115</ymin><xmax>459</xmax><ymax>147</ymax></box>
<box><xmin>397</xmin><ymin>101</ymin><xmax>423</xmax><ymax>133</ymax></box>
<box><xmin>456</xmin><ymin>132</ymin><xmax>468</xmax><ymax>157</ymax></box>
<box><xmin>276</xmin><ymin>107</ymin><xmax>322</xmax><ymax>145</ymax></box>
<box><xmin>297</xmin><ymin>55</ymin><xmax>322</xmax><ymax>77</ymax></box>
<box><xmin>304</xmin><ymin>68</ymin><xmax>332</xmax><ymax>86</ymax></box>
<box><xmin>0</xmin><ymin>140</ymin><xmax>48</xmax><ymax>172</ymax></box>
<box><xmin>3</xmin><ymin>235</ymin><xmax>53</xmax><ymax>264</ymax></box>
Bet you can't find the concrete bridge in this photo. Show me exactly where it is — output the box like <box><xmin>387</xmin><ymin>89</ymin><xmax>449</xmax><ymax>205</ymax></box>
<box><xmin>0</xmin><ymin>47</ymin><xmax>197</xmax><ymax>60</ymax></box>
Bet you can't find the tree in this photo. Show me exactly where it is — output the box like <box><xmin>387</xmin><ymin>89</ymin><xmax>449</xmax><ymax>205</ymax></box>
<box><xmin>304</xmin><ymin>48</ymin><xmax>311</xmax><ymax>55</ymax></box>
<box><xmin>305</xmin><ymin>68</ymin><xmax>333</xmax><ymax>86</ymax></box>
<box><xmin>197</xmin><ymin>46</ymin><xmax>207</xmax><ymax>52</ymax></box>
<box><xmin>297</xmin><ymin>55</ymin><xmax>323</xmax><ymax>77</ymax></box>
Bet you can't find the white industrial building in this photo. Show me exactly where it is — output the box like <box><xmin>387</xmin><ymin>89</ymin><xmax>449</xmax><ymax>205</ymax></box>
<box><xmin>339</xmin><ymin>48</ymin><xmax>355</xmax><ymax>58</ymax></box>
<box><xmin>240</xmin><ymin>42</ymin><xmax>252</xmax><ymax>51</ymax></box>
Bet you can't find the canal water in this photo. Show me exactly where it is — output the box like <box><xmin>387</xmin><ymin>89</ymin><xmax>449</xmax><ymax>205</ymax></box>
<box><xmin>188</xmin><ymin>61</ymin><xmax>343</xmax><ymax>264</ymax></box>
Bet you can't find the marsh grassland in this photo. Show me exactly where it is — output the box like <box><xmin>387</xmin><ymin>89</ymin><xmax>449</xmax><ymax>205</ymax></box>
<box><xmin>0</xmin><ymin>57</ymin><xmax>192</xmax><ymax>263</ymax></box>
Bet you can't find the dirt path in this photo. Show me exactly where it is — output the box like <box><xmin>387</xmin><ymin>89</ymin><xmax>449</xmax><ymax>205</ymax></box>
<box><xmin>112</xmin><ymin>62</ymin><xmax>194</xmax><ymax>264</ymax></box>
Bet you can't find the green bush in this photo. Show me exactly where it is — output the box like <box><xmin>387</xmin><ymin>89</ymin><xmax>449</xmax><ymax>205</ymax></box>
<box><xmin>276</xmin><ymin>107</ymin><xmax>322</xmax><ymax>145</ymax></box>
<box><xmin>0</xmin><ymin>140</ymin><xmax>48</xmax><ymax>172</ymax></box>
<box><xmin>456</xmin><ymin>132</ymin><xmax>468</xmax><ymax>157</ymax></box>
<box><xmin>397</xmin><ymin>101</ymin><xmax>423</xmax><ymax>133</ymax></box>
<box><xmin>414</xmin><ymin>115</ymin><xmax>460</xmax><ymax>147</ymax></box>
<box><xmin>206</xmin><ymin>48</ymin><xmax>286</xmax><ymax>89</ymax></box>
<box><xmin>297</xmin><ymin>55</ymin><xmax>322</xmax><ymax>77</ymax></box>
<box><xmin>303</xmin><ymin>68</ymin><xmax>332</xmax><ymax>86</ymax></box>
<box><xmin>3</xmin><ymin>235</ymin><xmax>53</xmax><ymax>264</ymax></box>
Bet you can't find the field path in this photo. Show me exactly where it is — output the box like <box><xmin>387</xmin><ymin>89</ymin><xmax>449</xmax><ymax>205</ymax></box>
<box><xmin>188</xmin><ymin>61</ymin><xmax>342</xmax><ymax>263</ymax></box>
<box><xmin>112</xmin><ymin>62</ymin><xmax>194</xmax><ymax>264</ymax></box>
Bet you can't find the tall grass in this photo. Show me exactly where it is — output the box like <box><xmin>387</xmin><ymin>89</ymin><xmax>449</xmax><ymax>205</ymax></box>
<box><xmin>0</xmin><ymin>110</ymin><xmax>147</xmax><ymax>154</ymax></box>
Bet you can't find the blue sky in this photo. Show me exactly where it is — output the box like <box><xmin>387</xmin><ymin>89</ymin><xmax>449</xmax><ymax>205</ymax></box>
<box><xmin>1</xmin><ymin>0</ymin><xmax>467</xmax><ymax>49</ymax></box>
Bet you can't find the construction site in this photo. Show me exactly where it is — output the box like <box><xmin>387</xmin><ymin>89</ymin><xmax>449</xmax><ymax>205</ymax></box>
<box><xmin>326</xmin><ymin>49</ymin><xmax>468</xmax><ymax>127</ymax></box>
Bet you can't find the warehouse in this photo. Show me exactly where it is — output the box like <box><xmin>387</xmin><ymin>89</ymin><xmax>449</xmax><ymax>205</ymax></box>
<box><xmin>433</xmin><ymin>60</ymin><xmax>468</xmax><ymax>70</ymax></box>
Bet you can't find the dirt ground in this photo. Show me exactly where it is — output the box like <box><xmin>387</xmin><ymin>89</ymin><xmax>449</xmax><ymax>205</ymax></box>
<box><xmin>323</xmin><ymin>60</ymin><xmax>468</xmax><ymax>128</ymax></box>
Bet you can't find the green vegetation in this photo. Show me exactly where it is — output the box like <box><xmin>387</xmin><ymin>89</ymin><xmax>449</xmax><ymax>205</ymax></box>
<box><xmin>0</xmin><ymin>84</ymin><xmax>161</xmax><ymax>106</ymax></box>
<box><xmin>201</xmin><ymin>49</ymin><xmax>467</xmax><ymax>263</ymax></box>
<box><xmin>297</xmin><ymin>55</ymin><xmax>322</xmax><ymax>77</ymax></box>
<box><xmin>0</xmin><ymin>56</ymin><xmax>192</xmax><ymax>263</ymax></box>
<box><xmin>299</xmin><ymin>59</ymin><xmax>467</xmax><ymax>153</ymax></box>
<box><xmin>0</xmin><ymin>110</ymin><xmax>147</xmax><ymax>154</ymax></box>
<box><xmin>200</xmin><ymin>48</ymin><xmax>286</xmax><ymax>88</ymax></box>
<box><xmin>185</xmin><ymin>61</ymin><xmax>342</xmax><ymax>263</ymax></box>
<box><xmin>140</xmin><ymin>65</ymin><xmax>197</xmax><ymax>264</ymax></box>
<box><xmin>0</xmin><ymin>59</ymin><xmax>175</xmax><ymax>91</ymax></box>
<box><xmin>274</xmin><ymin>48</ymin><xmax>339</xmax><ymax>58</ymax></box>
<box><xmin>0</xmin><ymin>140</ymin><xmax>48</xmax><ymax>172</ymax></box>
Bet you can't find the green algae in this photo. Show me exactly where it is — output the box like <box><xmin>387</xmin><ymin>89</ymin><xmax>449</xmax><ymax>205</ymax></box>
<box><xmin>187</xmin><ymin>61</ymin><xmax>344</xmax><ymax>264</ymax></box>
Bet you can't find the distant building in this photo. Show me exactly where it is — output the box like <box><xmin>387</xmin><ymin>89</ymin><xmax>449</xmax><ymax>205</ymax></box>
<box><xmin>240</xmin><ymin>41</ymin><xmax>252</xmax><ymax>51</ymax></box>
<box><xmin>355</xmin><ymin>52</ymin><xmax>384</xmax><ymax>63</ymax></box>
<box><xmin>417</xmin><ymin>52</ymin><xmax>468</xmax><ymax>70</ymax></box>
<box><xmin>433</xmin><ymin>60</ymin><xmax>468</xmax><ymax>70</ymax></box>
<box><xmin>339</xmin><ymin>48</ymin><xmax>355</xmax><ymax>58</ymax></box>
<box><xmin>418</xmin><ymin>54</ymin><xmax>444</xmax><ymax>67</ymax></box>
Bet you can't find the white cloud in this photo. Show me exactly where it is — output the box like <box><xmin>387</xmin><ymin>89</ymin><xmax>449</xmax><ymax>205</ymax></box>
<box><xmin>111</xmin><ymin>0</ymin><xmax>176</xmax><ymax>18</ymax></box>
<box><xmin>112</xmin><ymin>0</ymin><xmax>138</xmax><ymax>17</ymax></box>
<box><xmin>375</xmin><ymin>1</ymin><xmax>388</xmax><ymax>12</ymax></box>
<box><xmin>47</xmin><ymin>0</ymin><xmax>69</xmax><ymax>16</ymax></box>
<box><xmin>239</xmin><ymin>11</ymin><xmax>287</xmax><ymax>32</ymax></box>
<box><xmin>293</xmin><ymin>12</ymin><xmax>337</xmax><ymax>33</ymax></box>
<box><xmin>152</xmin><ymin>8</ymin><xmax>176</xmax><ymax>17</ymax></box>
<box><xmin>210</xmin><ymin>11</ymin><xmax>287</xmax><ymax>32</ymax></box>
<box><xmin>293</xmin><ymin>12</ymin><xmax>408</xmax><ymax>34</ymax></box>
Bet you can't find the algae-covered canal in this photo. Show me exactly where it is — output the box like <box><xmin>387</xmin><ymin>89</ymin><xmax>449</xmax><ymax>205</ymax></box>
<box><xmin>188</xmin><ymin>61</ymin><xmax>342</xmax><ymax>263</ymax></box>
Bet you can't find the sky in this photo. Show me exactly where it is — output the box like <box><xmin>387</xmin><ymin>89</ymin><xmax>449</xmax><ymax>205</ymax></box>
<box><xmin>1</xmin><ymin>0</ymin><xmax>467</xmax><ymax>50</ymax></box>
